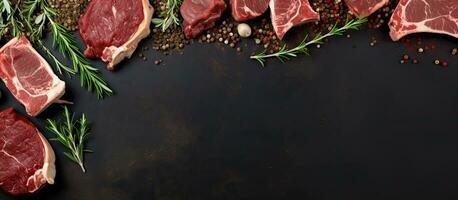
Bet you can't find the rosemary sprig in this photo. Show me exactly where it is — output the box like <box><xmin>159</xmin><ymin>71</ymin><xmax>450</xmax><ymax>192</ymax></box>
<box><xmin>1</xmin><ymin>0</ymin><xmax>113</xmax><ymax>98</ymax></box>
<box><xmin>0</xmin><ymin>0</ymin><xmax>22</xmax><ymax>38</ymax></box>
<box><xmin>23</xmin><ymin>0</ymin><xmax>113</xmax><ymax>99</ymax></box>
<box><xmin>250</xmin><ymin>18</ymin><xmax>368</xmax><ymax>67</ymax></box>
<box><xmin>46</xmin><ymin>106</ymin><xmax>92</xmax><ymax>173</ymax></box>
<box><xmin>152</xmin><ymin>0</ymin><xmax>182</xmax><ymax>32</ymax></box>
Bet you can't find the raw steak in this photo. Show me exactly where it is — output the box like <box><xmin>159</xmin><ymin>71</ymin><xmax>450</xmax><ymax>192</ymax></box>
<box><xmin>0</xmin><ymin>108</ymin><xmax>56</xmax><ymax>196</ymax></box>
<box><xmin>79</xmin><ymin>0</ymin><xmax>154</xmax><ymax>70</ymax></box>
<box><xmin>230</xmin><ymin>0</ymin><xmax>270</xmax><ymax>22</ymax></box>
<box><xmin>389</xmin><ymin>0</ymin><xmax>458</xmax><ymax>41</ymax></box>
<box><xmin>344</xmin><ymin>0</ymin><xmax>389</xmax><ymax>18</ymax></box>
<box><xmin>0</xmin><ymin>35</ymin><xmax>66</xmax><ymax>117</ymax></box>
<box><xmin>180</xmin><ymin>0</ymin><xmax>227</xmax><ymax>39</ymax></box>
<box><xmin>270</xmin><ymin>0</ymin><xmax>320</xmax><ymax>40</ymax></box>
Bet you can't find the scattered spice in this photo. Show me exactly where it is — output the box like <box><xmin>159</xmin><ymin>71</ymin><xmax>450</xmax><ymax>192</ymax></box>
<box><xmin>402</xmin><ymin>54</ymin><xmax>409</xmax><ymax>60</ymax></box>
<box><xmin>48</xmin><ymin>0</ymin><xmax>91</xmax><ymax>31</ymax></box>
<box><xmin>310</xmin><ymin>0</ymin><xmax>353</xmax><ymax>32</ymax></box>
<box><xmin>151</xmin><ymin>0</ymin><xmax>189</xmax><ymax>54</ymax></box>
<box><xmin>441</xmin><ymin>61</ymin><xmax>449</xmax><ymax>68</ymax></box>
<box><xmin>251</xmin><ymin>18</ymin><xmax>281</xmax><ymax>53</ymax></box>
<box><xmin>154</xmin><ymin>60</ymin><xmax>163</xmax><ymax>65</ymax></box>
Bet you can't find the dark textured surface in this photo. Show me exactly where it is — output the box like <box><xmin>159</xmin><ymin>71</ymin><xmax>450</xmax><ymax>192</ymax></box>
<box><xmin>1</xmin><ymin>27</ymin><xmax>458</xmax><ymax>200</ymax></box>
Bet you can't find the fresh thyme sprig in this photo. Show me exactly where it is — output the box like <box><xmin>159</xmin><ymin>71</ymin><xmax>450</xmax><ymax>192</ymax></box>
<box><xmin>46</xmin><ymin>106</ymin><xmax>92</xmax><ymax>173</ymax></box>
<box><xmin>250</xmin><ymin>18</ymin><xmax>368</xmax><ymax>66</ymax></box>
<box><xmin>152</xmin><ymin>0</ymin><xmax>182</xmax><ymax>32</ymax></box>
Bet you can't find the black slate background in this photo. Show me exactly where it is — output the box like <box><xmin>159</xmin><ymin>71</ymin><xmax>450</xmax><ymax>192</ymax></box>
<box><xmin>1</xmin><ymin>26</ymin><xmax>458</xmax><ymax>200</ymax></box>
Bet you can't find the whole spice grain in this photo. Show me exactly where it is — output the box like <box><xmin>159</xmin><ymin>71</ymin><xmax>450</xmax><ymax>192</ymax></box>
<box><xmin>48</xmin><ymin>0</ymin><xmax>91</xmax><ymax>31</ymax></box>
<box><xmin>151</xmin><ymin>0</ymin><xmax>189</xmax><ymax>53</ymax></box>
<box><xmin>252</xmin><ymin>18</ymin><xmax>281</xmax><ymax>53</ymax></box>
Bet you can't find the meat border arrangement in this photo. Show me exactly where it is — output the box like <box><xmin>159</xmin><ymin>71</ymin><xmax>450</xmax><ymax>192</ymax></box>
<box><xmin>0</xmin><ymin>0</ymin><xmax>457</xmax><ymax>196</ymax></box>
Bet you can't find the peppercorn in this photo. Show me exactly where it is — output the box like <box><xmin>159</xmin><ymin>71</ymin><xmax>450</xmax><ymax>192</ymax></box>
<box><xmin>403</xmin><ymin>54</ymin><xmax>409</xmax><ymax>60</ymax></box>
<box><xmin>441</xmin><ymin>61</ymin><xmax>449</xmax><ymax>68</ymax></box>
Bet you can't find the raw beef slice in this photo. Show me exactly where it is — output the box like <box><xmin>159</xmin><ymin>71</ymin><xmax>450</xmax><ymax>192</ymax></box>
<box><xmin>0</xmin><ymin>108</ymin><xmax>56</xmax><ymax>196</ymax></box>
<box><xmin>230</xmin><ymin>0</ymin><xmax>270</xmax><ymax>22</ymax></box>
<box><xmin>180</xmin><ymin>0</ymin><xmax>227</xmax><ymax>39</ymax></box>
<box><xmin>389</xmin><ymin>0</ymin><xmax>458</xmax><ymax>41</ymax></box>
<box><xmin>0</xmin><ymin>35</ymin><xmax>66</xmax><ymax>117</ymax></box>
<box><xmin>79</xmin><ymin>0</ymin><xmax>154</xmax><ymax>70</ymax></box>
<box><xmin>344</xmin><ymin>0</ymin><xmax>389</xmax><ymax>18</ymax></box>
<box><xmin>270</xmin><ymin>0</ymin><xmax>320</xmax><ymax>40</ymax></box>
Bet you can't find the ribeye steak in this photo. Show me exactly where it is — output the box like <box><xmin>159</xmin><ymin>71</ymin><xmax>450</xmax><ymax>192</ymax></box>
<box><xmin>344</xmin><ymin>0</ymin><xmax>389</xmax><ymax>18</ymax></box>
<box><xmin>0</xmin><ymin>108</ymin><xmax>56</xmax><ymax>196</ymax></box>
<box><xmin>389</xmin><ymin>0</ymin><xmax>458</xmax><ymax>41</ymax></box>
<box><xmin>180</xmin><ymin>0</ymin><xmax>227</xmax><ymax>39</ymax></box>
<box><xmin>230</xmin><ymin>0</ymin><xmax>270</xmax><ymax>22</ymax></box>
<box><xmin>79</xmin><ymin>0</ymin><xmax>154</xmax><ymax>70</ymax></box>
<box><xmin>0</xmin><ymin>35</ymin><xmax>66</xmax><ymax>117</ymax></box>
<box><xmin>270</xmin><ymin>0</ymin><xmax>320</xmax><ymax>40</ymax></box>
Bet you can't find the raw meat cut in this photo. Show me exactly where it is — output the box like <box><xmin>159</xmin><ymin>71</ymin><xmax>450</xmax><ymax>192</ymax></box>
<box><xmin>270</xmin><ymin>0</ymin><xmax>320</xmax><ymax>40</ymax></box>
<box><xmin>389</xmin><ymin>0</ymin><xmax>458</xmax><ymax>41</ymax></box>
<box><xmin>0</xmin><ymin>35</ymin><xmax>66</xmax><ymax>117</ymax></box>
<box><xmin>230</xmin><ymin>0</ymin><xmax>270</xmax><ymax>22</ymax></box>
<box><xmin>180</xmin><ymin>0</ymin><xmax>227</xmax><ymax>39</ymax></box>
<box><xmin>0</xmin><ymin>108</ymin><xmax>56</xmax><ymax>196</ymax></box>
<box><xmin>344</xmin><ymin>0</ymin><xmax>389</xmax><ymax>18</ymax></box>
<box><xmin>79</xmin><ymin>0</ymin><xmax>154</xmax><ymax>70</ymax></box>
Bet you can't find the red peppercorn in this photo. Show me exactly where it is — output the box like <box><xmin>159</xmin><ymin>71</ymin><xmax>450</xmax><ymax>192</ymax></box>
<box><xmin>441</xmin><ymin>61</ymin><xmax>449</xmax><ymax>68</ymax></box>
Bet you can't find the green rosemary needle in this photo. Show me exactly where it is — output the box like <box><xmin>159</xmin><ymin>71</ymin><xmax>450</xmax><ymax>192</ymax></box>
<box><xmin>1</xmin><ymin>0</ymin><xmax>114</xmax><ymax>99</ymax></box>
<box><xmin>152</xmin><ymin>0</ymin><xmax>182</xmax><ymax>32</ymax></box>
<box><xmin>250</xmin><ymin>18</ymin><xmax>368</xmax><ymax>67</ymax></box>
<box><xmin>46</xmin><ymin>106</ymin><xmax>92</xmax><ymax>173</ymax></box>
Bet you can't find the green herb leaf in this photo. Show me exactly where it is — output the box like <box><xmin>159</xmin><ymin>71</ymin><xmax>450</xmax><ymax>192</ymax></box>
<box><xmin>46</xmin><ymin>106</ymin><xmax>92</xmax><ymax>173</ymax></box>
<box><xmin>250</xmin><ymin>18</ymin><xmax>368</xmax><ymax>66</ymax></box>
<box><xmin>2</xmin><ymin>0</ymin><xmax>11</xmax><ymax>14</ymax></box>
<box><xmin>152</xmin><ymin>0</ymin><xmax>182</xmax><ymax>32</ymax></box>
<box><xmin>6</xmin><ymin>0</ymin><xmax>113</xmax><ymax>99</ymax></box>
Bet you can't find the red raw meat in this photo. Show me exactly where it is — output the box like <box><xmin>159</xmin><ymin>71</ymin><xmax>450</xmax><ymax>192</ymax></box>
<box><xmin>0</xmin><ymin>35</ymin><xmax>66</xmax><ymax>116</ymax></box>
<box><xmin>79</xmin><ymin>0</ymin><xmax>154</xmax><ymax>70</ymax></box>
<box><xmin>389</xmin><ymin>0</ymin><xmax>458</xmax><ymax>41</ymax></box>
<box><xmin>344</xmin><ymin>0</ymin><xmax>389</xmax><ymax>18</ymax></box>
<box><xmin>180</xmin><ymin>0</ymin><xmax>227</xmax><ymax>39</ymax></box>
<box><xmin>230</xmin><ymin>0</ymin><xmax>270</xmax><ymax>22</ymax></box>
<box><xmin>270</xmin><ymin>0</ymin><xmax>320</xmax><ymax>40</ymax></box>
<box><xmin>0</xmin><ymin>108</ymin><xmax>56</xmax><ymax>196</ymax></box>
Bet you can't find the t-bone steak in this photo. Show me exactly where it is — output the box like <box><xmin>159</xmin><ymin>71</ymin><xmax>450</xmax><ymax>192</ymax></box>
<box><xmin>0</xmin><ymin>35</ymin><xmax>66</xmax><ymax>117</ymax></box>
<box><xmin>230</xmin><ymin>0</ymin><xmax>270</xmax><ymax>22</ymax></box>
<box><xmin>180</xmin><ymin>0</ymin><xmax>227</xmax><ymax>39</ymax></box>
<box><xmin>0</xmin><ymin>108</ymin><xmax>56</xmax><ymax>196</ymax></box>
<box><xmin>79</xmin><ymin>0</ymin><xmax>154</xmax><ymax>70</ymax></box>
<box><xmin>344</xmin><ymin>0</ymin><xmax>389</xmax><ymax>18</ymax></box>
<box><xmin>270</xmin><ymin>0</ymin><xmax>320</xmax><ymax>40</ymax></box>
<box><xmin>389</xmin><ymin>0</ymin><xmax>458</xmax><ymax>41</ymax></box>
